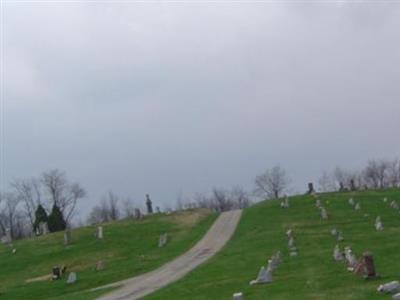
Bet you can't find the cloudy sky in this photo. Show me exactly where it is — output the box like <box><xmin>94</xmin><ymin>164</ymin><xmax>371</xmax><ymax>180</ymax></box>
<box><xmin>1</xmin><ymin>1</ymin><xmax>400</xmax><ymax>218</ymax></box>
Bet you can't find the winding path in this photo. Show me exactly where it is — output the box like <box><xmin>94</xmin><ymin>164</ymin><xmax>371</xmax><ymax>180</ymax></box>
<box><xmin>93</xmin><ymin>209</ymin><xmax>242</xmax><ymax>300</ymax></box>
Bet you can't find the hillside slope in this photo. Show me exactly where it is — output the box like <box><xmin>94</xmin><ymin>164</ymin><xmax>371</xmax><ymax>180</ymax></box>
<box><xmin>145</xmin><ymin>189</ymin><xmax>400</xmax><ymax>300</ymax></box>
<box><xmin>0</xmin><ymin>209</ymin><xmax>217</xmax><ymax>300</ymax></box>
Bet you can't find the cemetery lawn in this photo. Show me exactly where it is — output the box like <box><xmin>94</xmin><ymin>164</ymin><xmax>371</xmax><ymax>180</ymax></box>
<box><xmin>0</xmin><ymin>209</ymin><xmax>217</xmax><ymax>300</ymax></box>
<box><xmin>144</xmin><ymin>189</ymin><xmax>400</xmax><ymax>300</ymax></box>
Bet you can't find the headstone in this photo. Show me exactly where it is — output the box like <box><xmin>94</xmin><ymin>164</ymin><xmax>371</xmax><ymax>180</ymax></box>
<box><xmin>288</xmin><ymin>236</ymin><xmax>295</xmax><ymax>248</ymax></box>
<box><xmin>330</xmin><ymin>228</ymin><xmax>337</xmax><ymax>236</ymax></box>
<box><xmin>344</xmin><ymin>247</ymin><xmax>358</xmax><ymax>270</ymax></box>
<box><xmin>333</xmin><ymin>244</ymin><xmax>344</xmax><ymax>261</ymax></box>
<box><xmin>39</xmin><ymin>222</ymin><xmax>49</xmax><ymax>235</ymax></box>
<box><xmin>269</xmin><ymin>251</ymin><xmax>281</xmax><ymax>270</ymax></box>
<box><xmin>315</xmin><ymin>199</ymin><xmax>321</xmax><ymax>208</ymax></box>
<box><xmin>354</xmin><ymin>203</ymin><xmax>361</xmax><ymax>211</ymax></box>
<box><xmin>134</xmin><ymin>208</ymin><xmax>142</xmax><ymax>219</ymax></box>
<box><xmin>146</xmin><ymin>194</ymin><xmax>153</xmax><ymax>214</ymax></box>
<box><xmin>363</xmin><ymin>252</ymin><xmax>377</xmax><ymax>279</ymax></box>
<box><xmin>390</xmin><ymin>201</ymin><xmax>399</xmax><ymax>210</ymax></box>
<box><xmin>375</xmin><ymin>216</ymin><xmax>384</xmax><ymax>231</ymax></box>
<box><xmin>64</xmin><ymin>230</ymin><xmax>71</xmax><ymax>246</ymax></box>
<box><xmin>339</xmin><ymin>182</ymin><xmax>345</xmax><ymax>191</ymax></box>
<box><xmin>383</xmin><ymin>197</ymin><xmax>388</xmax><ymax>203</ymax></box>
<box><xmin>95</xmin><ymin>260</ymin><xmax>105</xmax><ymax>271</ymax></box>
<box><xmin>280</xmin><ymin>197</ymin><xmax>289</xmax><ymax>208</ymax></box>
<box><xmin>52</xmin><ymin>267</ymin><xmax>61</xmax><ymax>280</ymax></box>
<box><xmin>233</xmin><ymin>292</ymin><xmax>244</xmax><ymax>300</ymax></box>
<box><xmin>249</xmin><ymin>266</ymin><xmax>272</xmax><ymax>285</ymax></box>
<box><xmin>348</xmin><ymin>198</ymin><xmax>355</xmax><ymax>206</ymax></box>
<box><xmin>320</xmin><ymin>207</ymin><xmax>328</xmax><ymax>220</ymax></box>
<box><xmin>286</xmin><ymin>229</ymin><xmax>293</xmax><ymax>238</ymax></box>
<box><xmin>158</xmin><ymin>233</ymin><xmax>168</xmax><ymax>248</ymax></box>
<box><xmin>307</xmin><ymin>182</ymin><xmax>315</xmax><ymax>194</ymax></box>
<box><xmin>66</xmin><ymin>272</ymin><xmax>77</xmax><ymax>284</ymax></box>
<box><xmin>337</xmin><ymin>231</ymin><xmax>344</xmax><ymax>242</ymax></box>
<box><xmin>97</xmin><ymin>226</ymin><xmax>103</xmax><ymax>239</ymax></box>
<box><xmin>377</xmin><ymin>281</ymin><xmax>400</xmax><ymax>294</ymax></box>
<box><xmin>156</xmin><ymin>206</ymin><xmax>161</xmax><ymax>213</ymax></box>
<box><xmin>393</xmin><ymin>293</ymin><xmax>400</xmax><ymax>300</ymax></box>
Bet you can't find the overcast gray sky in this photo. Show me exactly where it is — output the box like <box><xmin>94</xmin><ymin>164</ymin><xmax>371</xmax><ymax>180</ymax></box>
<box><xmin>1</xmin><ymin>1</ymin><xmax>400</xmax><ymax>219</ymax></box>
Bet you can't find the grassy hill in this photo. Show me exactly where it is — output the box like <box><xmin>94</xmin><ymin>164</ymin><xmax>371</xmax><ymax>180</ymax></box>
<box><xmin>0</xmin><ymin>209</ymin><xmax>217</xmax><ymax>300</ymax></box>
<box><xmin>144</xmin><ymin>189</ymin><xmax>400</xmax><ymax>300</ymax></box>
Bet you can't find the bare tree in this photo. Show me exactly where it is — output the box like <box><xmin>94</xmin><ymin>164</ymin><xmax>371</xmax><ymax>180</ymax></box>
<box><xmin>230</xmin><ymin>186</ymin><xmax>251</xmax><ymax>209</ymax></box>
<box><xmin>106</xmin><ymin>191</ymin><xmax>120</xmax><ymax>220</ymax></box>
<box><xmin>87</xmin><ymin>191</ymin><xmax>121</xmax><ymax>224</ymax></box>
<box><xmin>363</xmin><ymin>160</ymin><xmax>389</xmax><ymax>189</ymax></box>
<box><xmin>254</xmin><ymin>165</ymin><xmax>291</xmax><ymax>199</ymax></box>
<box><xmin>41</xmin><ymin>169</ymin><xmax>86</xmax><ymax>225</ymax></box>
<box><xmin>10</xmin><ymin>178</ymin><xmax>42</xmax><ymax>230</ymax></box>
<box><xmin>122</xmin><ymin>197</ymin><xmax>136</xmax><ymax>218</ymax></box>
<box><xmin>211</xmin><ymin>188</ymin><xmax>233</xmax><ymax>212</ymax></box>
<box><xmin>318</xmin><ymin>171</ymin><xmax>336</xmax><ymax>192</ymax></box>
<box><xmin>387</xmin><ymin>158</ymin><xmax>400</xmax><ymax>188</ymax></box>
<box><xmin>0</xmin><ymin>192</ymin><xmax>21</xmax><ymax>239</ymax></box>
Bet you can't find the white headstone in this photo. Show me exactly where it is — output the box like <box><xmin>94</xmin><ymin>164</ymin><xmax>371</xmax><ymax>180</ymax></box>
<box><xmin>333</xmin><ymin>244</ymin><xmax>343</xmax><ymax>261</ymax></box>
<box><xmin>249</xmin><ymin>266</ymin><xmax>272</xmax><ymax>285</ymax></box>
<box><xmin>315</xmin><ymin>199</ymin><xmax>321</xmax><ymax>208</ymax></box>
<box><xmin>375</xmin><ymin>216</ymin><xmax>384</xmax><ymax>231</ymax></box>
<box><xmin>64</xmin><ymin>231</ymin><xmax>71</xmax><ymax>246</ymax></box>
<box><xmin>320</xmin><ymin>207</ymin><xmax>328</xmax><ymax>220</ymax></box>
<box><xmin>377</xmin><ymin>281</ymin><xmax>400</xmax><ymax>294</ymax></box>
<box><xmin>393</xmin><ymin>293</ymin><xmax>400</xmax><ymax>300</ymax></box>
<box><xmin>288</xmin><ymin>236</ymin><xmax>295</xmax><ymax>248</ymax></box>
<box><xmin>348</xmin><ymin>198</ymin><xmax>355</xmax><ymax>206</ymax></box>
<box><xmin>39</xmin><ymin>222</ymin><xmax>49</xmax><ymax>235</ymax></box>
<box><xmin>330</xmin><ymin>228</ymin><xmax>337</xmax><ymax>236</ymax></box>
<box><xmin>354</xmin><ymin>203</ymin><xmax>361</xmax><ymax>211</ymax></box>
<box><xmin>344</xmin><ymin>247</ymin><xmax>357</xmax><ymax>269</ymax></box>
<box><xmin>158</xmin><ymin>233</ymin><xmax>168</xmax><ymax>248</ymax></box>
<box><xmin>390</xmin><ymin>201</ymin><xmax>399</xmax><ymax>210</ymax></box>
<box><xmin>233</xmin><ymin>292</ymin><xmax>244</xmax><ymax>300</ymax></box>
<box><xmin>67</xmin><ymin>272</ymin><xmax>77</xmax><ymax>284</ymax></box>
<box><xmin>97</xmin><ymin>226</ymin><xmax>103</xmax><ymax>239</ymax></box>
<box><xmin>375</xmin><ymin>221</ymin><xmax>384</xmax><ymax>231</ymax></box>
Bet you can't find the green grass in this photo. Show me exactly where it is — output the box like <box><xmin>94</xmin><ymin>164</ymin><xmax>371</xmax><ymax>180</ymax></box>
<box><xmin>144</xmin><ymin>189</ymin><xmax>400</xmax><ymax>300</ymax></box>
<box><xmin>0</xmin><ymin>209</ymin><xmax>217</xmax><ymax>300</ymax></box>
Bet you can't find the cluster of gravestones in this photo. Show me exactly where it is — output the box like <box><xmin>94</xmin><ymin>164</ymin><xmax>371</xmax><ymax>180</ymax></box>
<box><xmin>232</xmin><ymin>252</ymin><xmax>282</xmax><ymax>299</ymax></box>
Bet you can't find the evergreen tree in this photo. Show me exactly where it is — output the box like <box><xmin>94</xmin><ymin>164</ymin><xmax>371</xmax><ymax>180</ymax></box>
<box><xmin>48</xmin><ymin>204</ymin><xmax>66</xmax><ymax>232</ymax></box>
<box><xmin>33</xmin><ymin>204</ymin><xmax>48</xmax><ymax>234</ymax></box>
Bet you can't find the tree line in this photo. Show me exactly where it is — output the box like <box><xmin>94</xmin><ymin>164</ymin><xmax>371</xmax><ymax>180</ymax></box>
<box><xmin>318</xmin><ymin>158</ymin><xmax>400</xmax><ymax>192</ymax></box>
<box><xmin>0</xmin><ymin>169</ymin><xmax>85</xmax><ymax>239</ymax></box>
